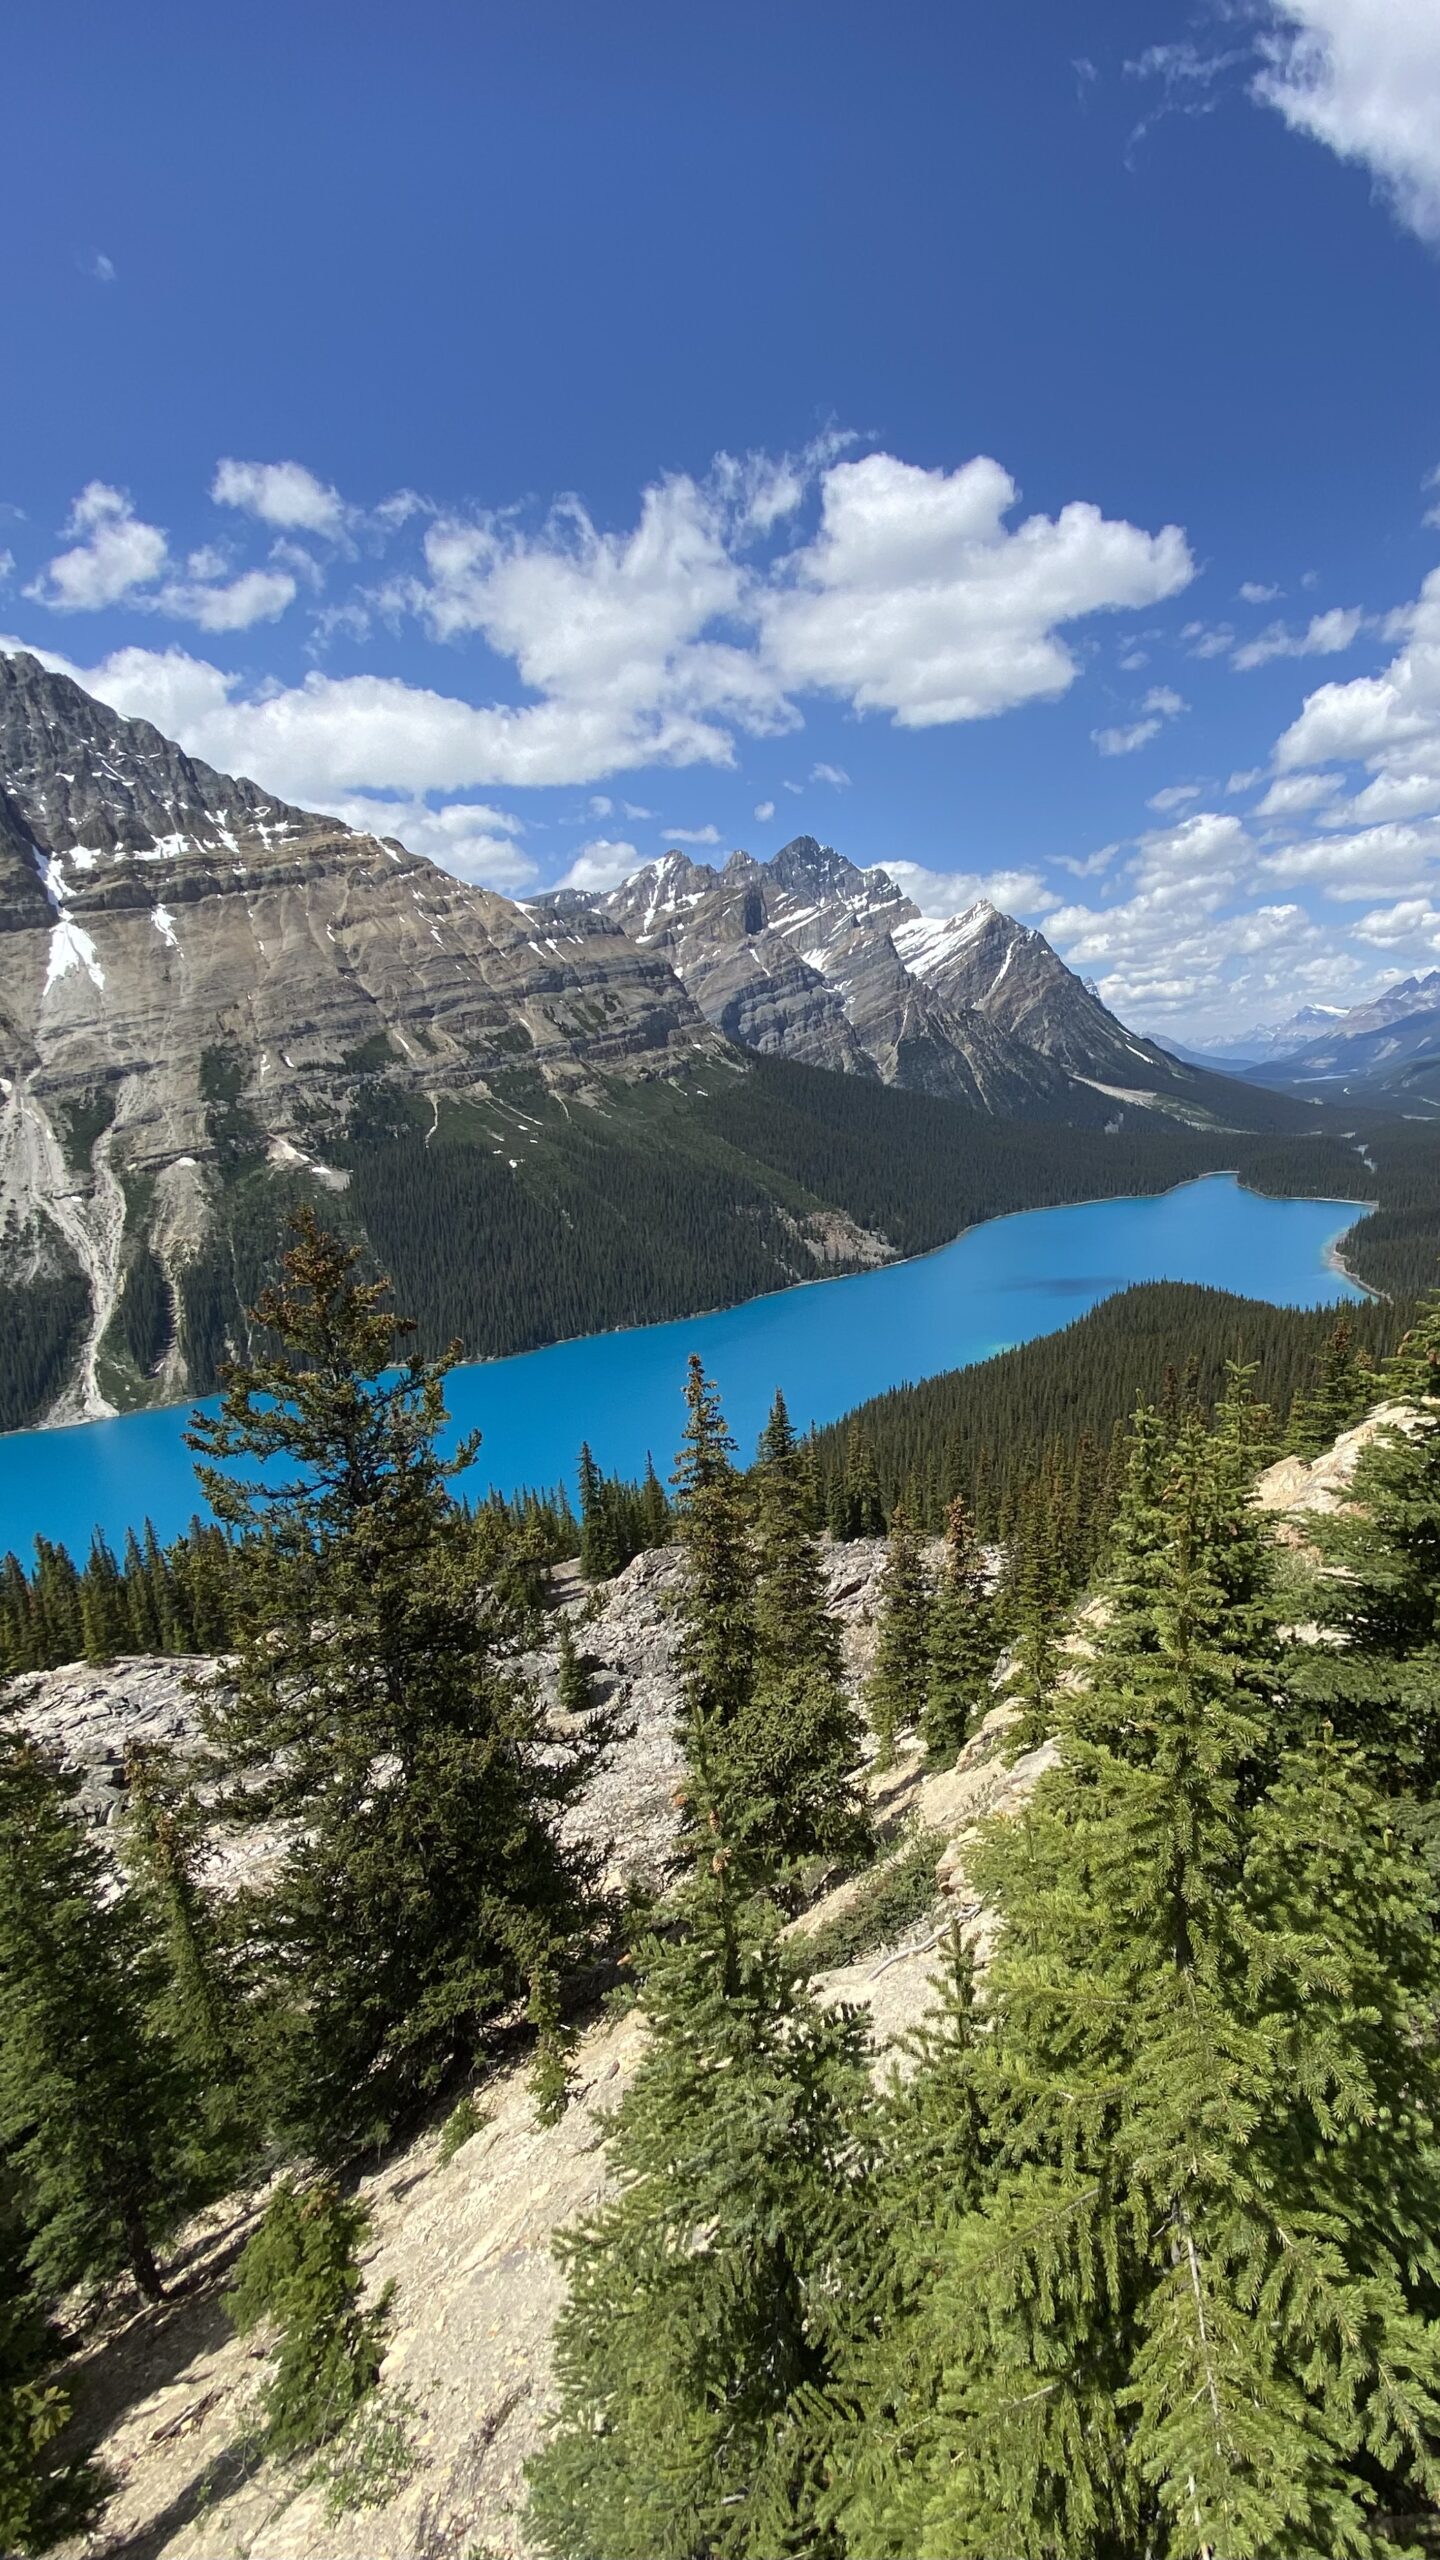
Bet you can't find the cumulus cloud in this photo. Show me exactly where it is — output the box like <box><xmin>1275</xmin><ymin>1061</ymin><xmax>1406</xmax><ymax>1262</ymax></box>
<box><xmin>1255</xmin><ymin>1</ymin><xmax>1440</xmax><ymax>246</ymax></box>
<box><xmin>554</xmin><ymin>838</ymin><xmax>643</xmax><ymax>893</ymax></box>
<box><xmin>873</xmin><ymin>858</ymin><xmax>1049</xmax><ymax>918</ymax></box>
<box><xmin>1043</xmin><ymin>809</ymin><xmax>1331</xmax><ymax>1026</ymax></box>
<box><xmin>1255</xmin><ymin>770</ymin><xmax>1344</xmax><ymax>817</ymax></box>
<box><xmin>155</xmin><ymin>567</ymin><xmax>298</xmax><ymax>632</ymax></box>
<box><xmin>26</xmin><ymin>483</ymin><xmax>168</xmax><ymax>611</ymax></box>
<box><xmin>317</xmin><ymin>791</ymin><xmax>535</xmax><ymax>890</ymax></box>
<box><xmin>810</xmin><ymin>761</ymin><xmax>851</xmax><ymax>786</ymax></box>
<box><xmin>666</xmin><ymin>824</ymin><xmax>723</xmax><ymax>844</ymax></box>
<box><xmin>754</xmin><ymin>799</ymin><xmax>776</xmax><ymax>821</ymax></box>
<box><xmin>1271</xmin><ymin>569</ymin><xmax>1440</xmax><ymax>842</ymax></box>
<box><xmin>80</xmin><ymin>249</ymin><xmax>116</xmax><ymax>285</ymax></box>
<box><xmin>212</xmin><ymin>458</ymin><xmax>347</xmax><ymax>537</ymax></box>
<box><xmin>761</xmin><ymin>453</ymin><xmax>1192</xmax><ymax>727</ymax></box>
<box><xmin>1232</xmin><ymin>604</ymin><xmax>1366</xmax><ymax>670</ymax></box>
<box><xmin>1147</xmin><ymin>782</ymin><xmax>1203</xmax><ymax>812</ymax></box>
<box><xmin>1239</xmin><ymin>580</ymin><xmax>1282</xmax><ymax>603</ymax></box>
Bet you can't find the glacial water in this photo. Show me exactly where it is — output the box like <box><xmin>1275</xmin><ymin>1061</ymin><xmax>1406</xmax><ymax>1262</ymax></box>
<box><xmin>0</xmin><ymin>1175</ymin><xmax>1364</xmax><ymax>1560</ymax></box>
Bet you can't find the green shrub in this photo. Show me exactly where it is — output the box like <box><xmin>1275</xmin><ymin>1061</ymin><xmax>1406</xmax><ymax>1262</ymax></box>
<box><xmin>306</xmin><ymin>2386</ymin><xmax>419</xmax><ymax>2518</ymax></box>
<box><xmin>798</xmin><ymin>1827</ymin><xmax>944</xmax><ymax>1975</ymax></box>
<box><xmin>226</xmin><ymin>2183</ymin><xmax>387</xmax><ymax>2459</ymax></box>
<box><xmin>437</xmin><ymin>2095</ymin><xmax>490</xmax><ymax>2165</ymax></box>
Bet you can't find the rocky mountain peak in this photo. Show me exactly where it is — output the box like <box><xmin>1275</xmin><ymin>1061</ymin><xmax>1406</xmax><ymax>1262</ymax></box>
<box><xmin>0</xmin><ymin>649</ymin><xmax>333</xmax><ymax>867</ymax></box>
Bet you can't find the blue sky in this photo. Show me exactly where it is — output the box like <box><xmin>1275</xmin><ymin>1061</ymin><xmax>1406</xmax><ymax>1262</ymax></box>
<box><xmin>4</xmin><ymin>1</ymin><xmax>1440</xmax><ymax>1039</ymax></box>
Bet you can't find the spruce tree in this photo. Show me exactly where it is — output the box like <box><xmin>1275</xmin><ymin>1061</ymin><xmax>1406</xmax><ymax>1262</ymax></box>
<box><xmin>637</xmin><ymin>1454</ymin><xmax>671</xmax><ymax>1550</ymax></box>
<box><xmin>121</xmin><ymin>1741</ymin><xmax>250</xmax><ymax>2180</ymax></box>
<box><xmin>578</xmin><ymin>1443</ymin><xmax>621</xmax><ymax>1582</ymax></box>
<box><xmin>864</xmin><ymin>1504</ymin><xmax>932</xmax><ymax>1769</ymax></box>
<box><xmin>842</xmin><ymin>1407</ymin><xmax>1440</xmax><ymax>2558</ymax></box>
<box><xmin>1295</xmin><ymin>1297</ymin><xmax>1440</xmax><ymax>1841</ymax></box>
<box><xmin>921</xmin><ymin>1496</ymin><xmax>997</xmax><ymax>1766</ymax></box>
<box><xmin>1286</xmin><ymin>1311</ymin><xmax>1376</xmax><ymax>1458</ymax></box>
<box><xmin>188</xmin><ymin>1211</ymin><xmax>599</xmax><ymax>2159</ymax></box>
<box><xmin>0</xmin><ymin>2187</ymin><xmax>99</xmax><ymax>2555</ymax></box>
<box><xmin>0</xmin><ymin>1724</ymin><xmax>189</xmax><ymax>2301</ymax></box>
<box><xmin>669</xmin><ymin>1354</ymin><xmax>757</xmax><ymax>1853</ymax></box>
<box><xmin>555</xmin><ymin>1616</ymin><xmax>593</xmax><ymax>1719</ymax></box>
<box><xmin>742</xmin><ymin>1388</ymin><xmax>870</xmax><ymax>1873</ymax></box>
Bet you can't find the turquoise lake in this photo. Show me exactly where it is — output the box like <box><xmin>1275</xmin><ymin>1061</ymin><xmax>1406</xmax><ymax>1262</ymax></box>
<box><xmin>0</xmin><ymin>1175</ymin><xmax>1364</xmax><ymax>1559</ymax></box>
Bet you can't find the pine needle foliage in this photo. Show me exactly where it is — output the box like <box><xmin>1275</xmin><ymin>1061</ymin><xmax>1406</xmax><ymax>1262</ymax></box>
<box><xmin>0</xmin><ymin>2194</ymin><xmax>101</xmax><ymax>2555</ymax></box>
<box><xmin>841</xmin><ymin>1402</ymin><xmax>1440</xmax><ymax>2558</ymax></box>
<box><xmin>120</xmin><ymin>1739</ymin><xmax>252</xmax><ymax>2183</ymax></box>
<box><xmin>1296</xmin><ymin>1297</ymin><xmax>1440</xmax><ymax>1843</ymax></box>
<box><xmin>0</xmin><ymin>1722</ymin><xmax>189</xmax><ymax>2303</ymax></box>
<box><xmin>864</xmin><ymin>1505</ymin><xmax>932</xmax><ymax>1770</ymax></box>
<box><xmin>187</xmin><ymin>1211</ymin><xmax>600</xmax><ymax>2159</ymax></box>
<box><xmin>226</xmin><ymin>2182</ymin><xmax>386</xmax><ymax>2459</ymax></box>
<box><xmin>921</xmin><ymin>1497</ymin><xmax>997</xmax><ymax>1765</ymax></box>
<box><xmin>748</xmin><ymin>1390</ymin><xmax>871</xmax><ymax>1874</ymax></box>
<box><xmin>525</xmin><ymin>1875</ymin><xmax>875</xmax><ymax>2560</ymax></box>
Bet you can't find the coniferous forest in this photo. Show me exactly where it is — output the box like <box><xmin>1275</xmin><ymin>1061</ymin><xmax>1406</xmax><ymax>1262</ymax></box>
<box><xmin>8</xmin><ymin>1214</ymin><xmax>1440</xmax><ymax>2551</ymax></box>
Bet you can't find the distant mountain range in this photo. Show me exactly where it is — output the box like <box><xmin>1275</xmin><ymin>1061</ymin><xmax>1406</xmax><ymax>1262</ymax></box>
<box><xmin>1224</xmin><ymin>971</ymin><xmax>1440</xmax><ymax>1111</ymax></box>
<box><xmin>0</xmin><ymin>651</ymin><xmax>1326</xmax><ymax>1431</ymax></box>
<box><xmin>545</xmin><ymin>839</ymin><xmax>1283</xmax><ymax>1130</ymax></box>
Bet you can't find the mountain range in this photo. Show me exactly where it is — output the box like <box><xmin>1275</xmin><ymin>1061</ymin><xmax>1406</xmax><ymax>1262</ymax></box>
<box><xmin>546</xmin><ymin>841</ymin><xmax>1268</xmax><ymax>1127</ymax></box>
<box><xmin>0</xmin><ymin>650</ymin><xmax>1323</xmax><ymax>1432</ymax></box>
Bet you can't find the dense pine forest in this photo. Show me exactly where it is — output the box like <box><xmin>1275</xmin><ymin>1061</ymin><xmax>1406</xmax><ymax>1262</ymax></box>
<box><xmin>161</xmin><ymin>1051</ymin><xmax>1427</xmax><ymax>1396</ymax></box>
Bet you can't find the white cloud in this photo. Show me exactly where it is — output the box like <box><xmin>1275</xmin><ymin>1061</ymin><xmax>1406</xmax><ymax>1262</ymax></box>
<box><xmin>1255</xmin><ymin>1</ymin><xmax>1440</xmax><ymax>247</ymax></box>
<box><xmin>4</xmin><ymin>442</ymin><xmax>1194</xmax><ymax>811</ymax></box>
<box><xmin>1147</xmin><ymin>782</ymin><xmax>1203</xmax><ymax>812</ymax></box>
<box><xmin>1255</xmin><ymin>770</ymin><xmax>1344</xmax><ymax>817</ymax></box>
<box><xmin>155</xmin><ymin>567</ymin><xmax>297</xmax><ymax>632</ymax></box>
<box><xmin>1181</xmin><ymin>621</ymin><xmax>1238</xmax><ymax>659</ymax></box>
<box><xmin>874</xmin><ymin>858</ymin><xmax>1049</xmax><ymax>918</ymax></box>
<box><xmin>1094</xmin><ymin>717</ymin><xmax>1162</xmax><ymax>757</ymax></box>
<box><xmin>1238</xmin><ymin>580</ymin><xmax>1282</xmax><ymax>603</ymax></box>
<box><xmin>317</xmin><ymin>791</ymin><xmax>535</xmax><ymax>890</ymax></box>
<box><xmin>759</xmin><ymin>453</ymin><xmax>1191</xmax><ymax>727</ymax></box>
<box><xmin>212</xmin><ymin>457</ymin><xmax>347</xmax><ymax>537</ymax></box>
<box><xmin>81</xmin><ymin>250</ymin><xmax>116</xmax><ymax>285</ymax></box>
<box><xmin>1232</xmin><ymin>604</ymin><xmax>1365</xmax><ymax>670</ymax></box>
<box><xmin>1043</xmin><ymin>809</ymin><xmax>1332</xmax><ymax>1027</ymax></box>
<box><xmin>810</xmin><ymin>760</ymin><xmax>851</xmax><ymax>786</ymax></box>
<box><xmin>1093</xmin><ymin>688</ymin><xmax>1185</xmax><ymax>757</ymax></box>
<box><xmin>666</xmin><ymin>824</ymin><xmax>723</xmax><ymax>844</ymax></box>
<box><xmin>554</xmin><ymin>838</ymin><xmax>642</xmax><ymax>894</ymax></box>
<box><xmin>26</xmin><ymin>483</ymin><xmax>168</xmax><ymax>610</ymax></box>
<box><xmin>1118</xmin><ymin>646</ymin><xmax>1150</xmax><ymax>671</ymax></box>
<box><xmin>754</xmin><ymin>799</ymin><xmax>776</xmax><ymax>821</ymax></box>
<box><xmin>1352</xmin><ymin>895</ymin><xmax>1440</xmax><ymax>947</ymax></box>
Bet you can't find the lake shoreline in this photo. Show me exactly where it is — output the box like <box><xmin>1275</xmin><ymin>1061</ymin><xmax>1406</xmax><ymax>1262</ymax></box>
<box><xmin>23</xmin><ymin>1168</ymin><xmax>1381</xmax><ymax>1441</ymax></box>
<box><xmin>0</xmin><ymin>1179</ymin><xmax>1371</xmax><ymax>1558</ymax></box>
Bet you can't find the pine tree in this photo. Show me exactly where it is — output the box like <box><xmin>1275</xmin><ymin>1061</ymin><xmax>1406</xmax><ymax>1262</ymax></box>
<box><xmin>1295</xmin><ymin>1298</ymin><xmax>1440</xmax><ymax>1846</ymax></box>
<box><xmin>1286</xmin><ymin>1312</ymin><xmax>1376</xmax><ymax>1458</ymax></box>
<box><xmin>120</xmin><ymin>1740</ymin><xmax>250</xmax><ymax>2180</ymax></box>
<box><xmin>864</xmin><ymin>1505</ymin><xmax>931</xmax><ymax>1769</ymax></box>
<box><xmin>0</xmin><ymin>1723</ymin><xmax>190</xmax><ymax>2302</ymax></box>
<box><xmin>745</xmin><ymin>1388</ymin><xmax>871</xmax><ymax>1875</ymax></box>
<box><xmin>555</xmin><ymin>1616</ymin><xmax>593</xmax><ymax>1719</ymax></box>
<box><xmin>526</xmin><ymin>1862</ymin><xmax>874</xmax><ymax>2559</ymax></box>
<box><xmin>188</xmin><ymin>1211</ymin><xmax>600</xmax><ymax>2159</ymax></box>
<box><xmin>578</xmin><ymin>1443</ymin><xmax>621</xmax><ymax>1582</ymax></box>
<box><xmin>669</xmin><ymin>1353</ymin><xmax>757</xmax><ymax>1853</ymax></box>
<box><xmin>921</xmin><ymin>1497</ymin><xmax>996</xmax><ymax>1765</ymax></box>
<box><xmin>0</xmin><ymin>2186</ymin><xmax>99</xmax><ymax>2556</ymax></box>
<box><xmin>637</xmin><ymin>1454</ymin><xmax>671</xmax><ymax>1550</ymax></box>
<box><xmin>843</xmin><ymin>1407</ymin><xmax>1440</xmax><ymax>2557</ymax></box>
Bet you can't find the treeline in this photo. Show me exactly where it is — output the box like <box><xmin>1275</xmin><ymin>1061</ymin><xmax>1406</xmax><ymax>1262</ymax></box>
<box><xmin>812</xmin><ymin>1279</ymin><xmax>1404</xmax><ymax>1536</ymax></box>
